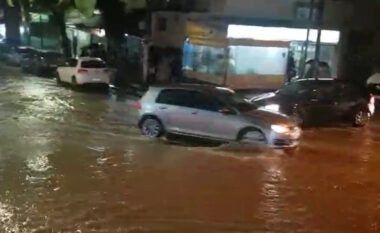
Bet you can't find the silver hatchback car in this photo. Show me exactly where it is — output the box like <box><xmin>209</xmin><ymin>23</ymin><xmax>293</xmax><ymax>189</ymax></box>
<box><xmin>137</xmin><ymin>85</ymin><xmax>301</xmax><ymax>148</ymax></box>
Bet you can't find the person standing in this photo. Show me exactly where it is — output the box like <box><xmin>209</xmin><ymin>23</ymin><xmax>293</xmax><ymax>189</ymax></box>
<box><xmin>170</xmin><ymin>53</ymin><xmax>183</xmax><ymax>83</ymax></box>
<box><xmin>286</xmin><ymin>51</ymin><xmax>297</xmax><ymax>82</ymax></box>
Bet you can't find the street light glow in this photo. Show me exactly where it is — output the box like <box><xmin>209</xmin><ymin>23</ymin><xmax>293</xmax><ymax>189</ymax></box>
<box><xmin>227</xmin><ymin>25</ymin><xmax>340</xmax><ymax>44</ymax></box>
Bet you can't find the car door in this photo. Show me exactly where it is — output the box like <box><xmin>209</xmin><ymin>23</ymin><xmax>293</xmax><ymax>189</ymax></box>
<box><xmin>304</xmin><ymin>83</ymin><xmax>339</xmax><ymax>124</ymax></box>
<box><xmin>154</xmin><ymin>89</ymin><xmax>199</xmax><ymax>135</ymax></box>
<box><xmin>333</xmin><ymin>84</ymin><xmax>367</xmax><ymax>119</ymax></box>
<box><xmin>186</xmin><ymin>92</ymin><xmax>240</xmax><ymax>140</ymax></box>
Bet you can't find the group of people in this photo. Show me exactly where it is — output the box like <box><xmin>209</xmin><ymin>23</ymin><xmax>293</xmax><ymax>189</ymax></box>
<box><xmin>147</xmin><ymin>47</ymin><xmax>184</xmax><ymax>85</ymax></box>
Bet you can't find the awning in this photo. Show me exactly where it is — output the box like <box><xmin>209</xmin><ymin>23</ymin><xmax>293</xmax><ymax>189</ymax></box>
<box><xmin>186</xmin><ymin>20</ymin><xmax>227</xmax><ymax>47</ymax></box>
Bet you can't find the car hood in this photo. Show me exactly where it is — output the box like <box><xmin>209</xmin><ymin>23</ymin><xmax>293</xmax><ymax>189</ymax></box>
<box><xmin>250</xmin><ymin>92</ymin><xmax>277</xmax><ymax>102</ymax></box>
<box><xmin>242</xmin><ymin>109</ymin><xmax>294</xmax><ymax>127</ymax></box>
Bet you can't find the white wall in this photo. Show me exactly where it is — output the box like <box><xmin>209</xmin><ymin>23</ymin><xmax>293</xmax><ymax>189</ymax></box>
<box><xmin>151</xmin><ymin>12</ymin><xmax>187</xmax><ymax>48</ymax></box>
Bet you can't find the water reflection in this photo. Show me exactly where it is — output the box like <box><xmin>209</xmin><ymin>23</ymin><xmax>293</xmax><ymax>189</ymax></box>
<box><xmin>1</xmin><ymin>68</ymin><xmax>380</xmax><ymax>232</ymax></box>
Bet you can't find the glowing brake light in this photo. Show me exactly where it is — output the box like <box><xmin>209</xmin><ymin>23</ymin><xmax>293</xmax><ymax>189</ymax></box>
<box><xmin>369</xmin><ymin>94</ymin><xmax>375</xmax><ymax>115</ymax></box>
<box><xmin>78</xmin><ymin>68</ymin><xmax>88</xmax><ymax>74</ymax></box>
<box><xmin>130</xmin><ymin>101</ymin><xmax>142</xmax><ymax>110</ymax></box>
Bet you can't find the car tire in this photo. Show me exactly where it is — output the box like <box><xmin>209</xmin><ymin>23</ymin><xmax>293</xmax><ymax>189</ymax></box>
<box><xmin>140</xmin><ymin>117</ymin><xmax>164</xmax><ymax>138</ymax></box>
<box><xmin>36</xmin><ymin>68</ymin><xmax>43</xmax><ymax>77</ymax></box>
<box><xmin>71</xmin><ymin>76</ymin><xmax>77</xmax><ymax>86</ymax></box>
<box><xmin>56</xmin><ymin>75</ymin><xmax>62</xmax><ymax>85</ymax></box>
<box><xmin>238</xmin><ymin>128</ymin><xmax>267</xmax><ymax>145</ymax></box>
<box><xmin>353</xmin><ymin>109</ymin><xmax>370</xmax><ymax>127</ymax></box>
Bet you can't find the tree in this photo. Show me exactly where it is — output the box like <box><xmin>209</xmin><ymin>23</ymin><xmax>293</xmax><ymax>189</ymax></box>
<box><xmin>97</xmin><ymin>0</ymin><xmax>127</xmax><ymax>53</ymax></box>
<box><xmin>31</xmin><ymin>0</ymin><xmax>96</xmax><ymax>57</ymax></box>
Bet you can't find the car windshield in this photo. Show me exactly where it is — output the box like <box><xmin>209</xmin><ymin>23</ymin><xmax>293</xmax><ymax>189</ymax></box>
<box><xmin>81</xmin><ymin>60</ymin><xmax>106</xmax><ymax>68</ymax></box>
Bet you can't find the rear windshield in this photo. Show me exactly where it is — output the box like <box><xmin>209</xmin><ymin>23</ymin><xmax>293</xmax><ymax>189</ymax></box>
<box><xmin>81</xmin><ymin>60</ymin><xmax>106</xmax><ymax>68</ymax></box>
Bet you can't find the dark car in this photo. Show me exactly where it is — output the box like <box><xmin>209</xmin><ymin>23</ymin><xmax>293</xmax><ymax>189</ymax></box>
<box><xmin>0</xmin><ymin>42</ymin><xmax>12</xmax><ymax>62</ymax></box>
<box><xmin>251</xmin><ymin>79</ymin><xmax>375</xmax><ymax>127</ymax></box>
<box><xmin>5</xmin><ymin>46</ymin><xmax>36</xmax><ymax>66</ymax></box>
<box><xmin>20</xmin><ymin>50</ymin><xmax>39</xmax><ymax>72</ymax></box>
<box><xmin>21</xmin><ymin>50</ymin><xmax>65</xmax><ymax>76</ymax></box>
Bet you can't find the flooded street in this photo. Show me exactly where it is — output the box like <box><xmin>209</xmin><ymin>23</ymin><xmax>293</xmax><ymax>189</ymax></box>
<box><xmin>1</xmin><ymin>65</ymin><xmax>380</xmax><ymax>233</ymax></box>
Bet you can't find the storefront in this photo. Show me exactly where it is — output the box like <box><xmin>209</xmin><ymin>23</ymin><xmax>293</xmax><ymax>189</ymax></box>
<box><xmin>183</xmin><ymin>22</ymin><xmax>340</xmax><ymax>89</ymax></box>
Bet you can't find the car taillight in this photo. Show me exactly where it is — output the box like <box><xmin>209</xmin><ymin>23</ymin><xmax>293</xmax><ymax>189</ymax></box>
<box><xmin>130</xmin><ymin>101</ymin><xmax>142</xmax><ymax>110</ymax></box>
<box><xmin>369</xmin><ymin>94</ymin><xmax>376</xmax><ymax>115</ymax></box>
<box><xmin>78</xmin><ymin>69</ymin><xmax>88</xmax><ymax>74</ymax></box>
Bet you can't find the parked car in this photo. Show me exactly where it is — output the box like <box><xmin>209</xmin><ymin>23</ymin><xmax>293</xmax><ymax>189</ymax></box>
<box><xmin>22</xmin><ymin>50</ymin><xmax>64</xmax><ymax>76</ymax></box>
<box><xmin>136</xmin><ymin>85</ymin><xmax>301</xmax><ymax>148</ymax></box>
<box><xmin>5</xmin><ymin>46</ymin><xmax>36</xmax><ymax>66</ymax></box>
<box><xmin>57</xmin><ymin>57</ymin><xmax>113</xmax><ymax>86</ymax></box>
<box><xmin>367</xmin><ymin>72</ymin><xmax>380</xmax><ymax>100</ymax></box>
<box><xmin>0</xmin><ymin>42</ymin><xmax>12</xmax><ymax>62</ymax></box>
<box><xmin>250</xmin><ymin>79</ymin><xmax>375</xmax><ymax>127</ymax></box>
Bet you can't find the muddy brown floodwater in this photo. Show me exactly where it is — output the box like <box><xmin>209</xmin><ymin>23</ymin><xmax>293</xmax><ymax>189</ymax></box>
<box><xmin>0</xmin><ymin>65</ymin><xmax>380</xmax><ymax>233</ymax></box>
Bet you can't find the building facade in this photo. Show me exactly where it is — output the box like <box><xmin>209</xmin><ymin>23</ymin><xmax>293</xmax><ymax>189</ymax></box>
<box><xmin>150</xmin><ymin>0</ymin><xmax>351</xmax><ymax>89</ymax></box>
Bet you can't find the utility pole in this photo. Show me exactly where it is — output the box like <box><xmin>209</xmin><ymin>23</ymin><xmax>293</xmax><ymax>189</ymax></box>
<box><xmin>300</xmin><ymin>0</ymin><xmax>315</xmax><ymax>79</ymax></box>
<box><xmin>313</xmin><ymin>0</ymin><xmax>325</xmax><ymax>80</ymax></box>
<box><xmin>40</xmin><ymin>14</ymin><xmax>44</xmax><ymax>49</ymax></box>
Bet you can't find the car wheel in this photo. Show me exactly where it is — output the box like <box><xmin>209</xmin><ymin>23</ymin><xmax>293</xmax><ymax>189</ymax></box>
<box><xmin>353</xmin><ymin>110</ymin><xmax>370</xmax><ymax>127</ymax></box>
<box><xmin>71</xmin><ymin>76</ymin><xmax>77</xmax><ymax>85</ymax></box>
<box><xmin>56</xmin><ymin>75</ymin><xmax>62</xmax><ymax>85</ymax></box>
<box><xmin>238</xmin><ymin>128</ymin><xmax>267</xmax><ymax>145</ymax></box>
<box><xmin>141</xmin><ymin>117</ymin><xmax>164</xmax><ymax>138</ymax></box>
<box><xmin>36</xmin><ymin>68</ymin><xmax>43</xmax><ymax>77</ymax></box>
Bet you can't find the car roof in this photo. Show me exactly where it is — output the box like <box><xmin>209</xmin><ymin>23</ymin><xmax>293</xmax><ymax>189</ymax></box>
<box><xmin>292</xmin><ymin>78</ymin><xmax>335</xmax><ymax>83</ymax></box>
<box><xmin>152</xmin><ymin>84</ymin><xmax>235</xmax><ymax>94</ymax></box>
<box><xmin>78</xmin><ymin>57</ymin><xmax>104</xmax><ymax>62</ymax></box>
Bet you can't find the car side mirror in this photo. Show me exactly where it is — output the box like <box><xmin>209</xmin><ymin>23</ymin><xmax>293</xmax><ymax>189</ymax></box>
<box><xmin>219</xmin><ymin>107</ymin><xmax>235</xmax><ymax>115</ymax></box>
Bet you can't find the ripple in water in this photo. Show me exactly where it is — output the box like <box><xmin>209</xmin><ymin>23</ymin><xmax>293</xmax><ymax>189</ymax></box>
<box><xmin>0</xmin><ymin>202</ymin><xmax>26</xmax><ymax>233</ymax></box>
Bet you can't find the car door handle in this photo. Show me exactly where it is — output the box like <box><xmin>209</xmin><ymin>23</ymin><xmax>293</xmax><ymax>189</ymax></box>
<box><xmin>191</xmin><ymin>111</ymin><xmax>198</xmax><ymax>115</ymax></box>
<box><xmin>159</xmin><ymin>106</ymin><xmax>167</xmax><ymax>110</ymax></box>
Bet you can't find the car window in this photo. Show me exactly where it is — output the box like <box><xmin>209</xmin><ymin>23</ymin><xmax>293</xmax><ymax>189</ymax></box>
<box><xmin>190</xmin><ymin>91</ymin><xmax>224</xmax><ymax>112</ymax></box>
<box><xmin>156</xmin><ymin>89</ymin><xmax>224</xmax><ymax>112</ymax></box>
<box><xmin>156</xmin><ymin>89</ymin><xmax>187</xmax><ymax>106</ymax></box>
<box><xmin>81</xmin><ymin>60</ymin><xmax>106</xmax><ymax>68</ymax></box>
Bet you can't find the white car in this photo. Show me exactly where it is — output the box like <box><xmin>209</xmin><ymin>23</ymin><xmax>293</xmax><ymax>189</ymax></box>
<box><xmin>57</xmin><ymin>57</ymin><xmax>113</xmax><ymax>86</ymax></box>
<box><xmin>367</xmin><ymin>73</ymin><xmax>380</xmax><ymax>100</ymax></box>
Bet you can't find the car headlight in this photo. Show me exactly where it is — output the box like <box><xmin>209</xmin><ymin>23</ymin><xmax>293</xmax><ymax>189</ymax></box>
<box><xmin>271</xmin><ymin>125</ymin><xmax>289</xmax><ymax>134</ymax></box>
<box><xmin>260</xmin><ymin>104</ymin><xmax>280</xmax><ymax>112</ymax></box>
